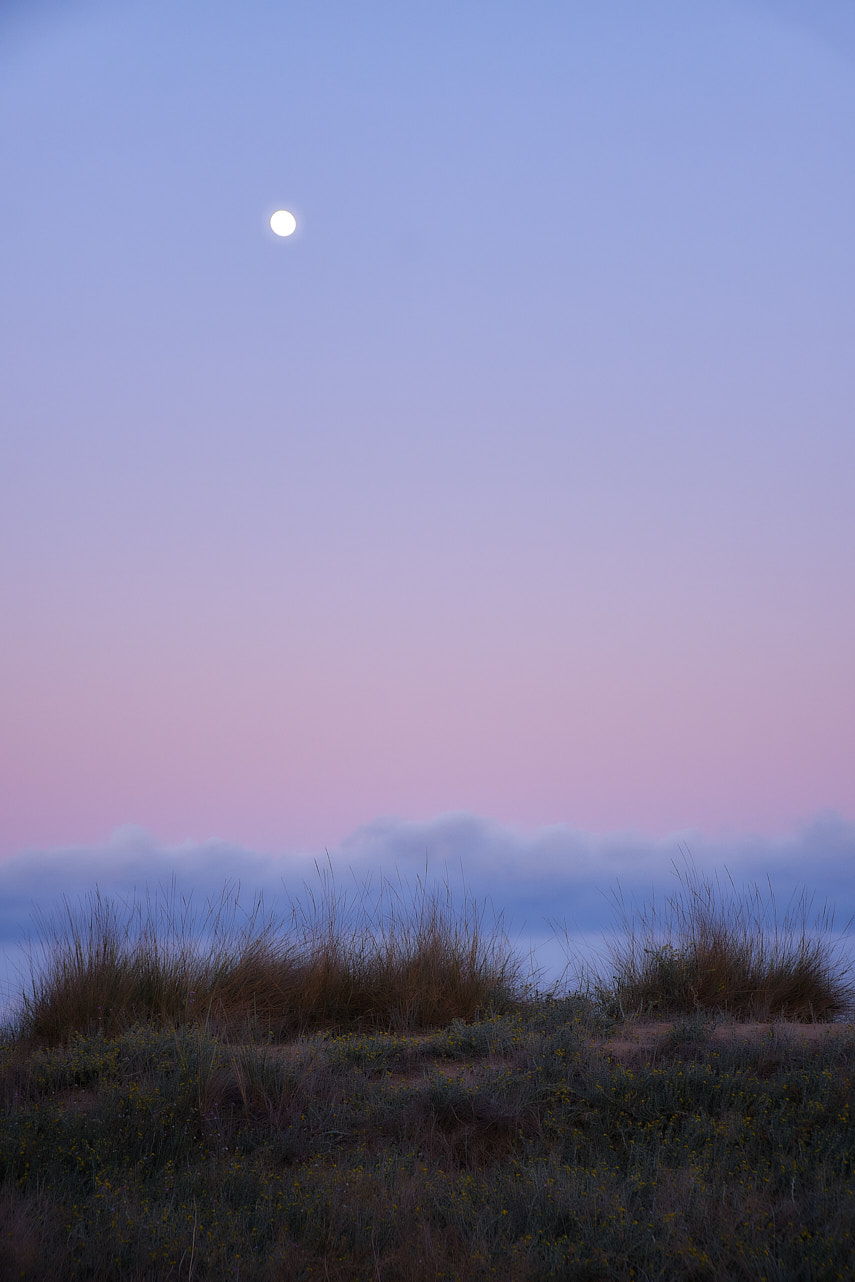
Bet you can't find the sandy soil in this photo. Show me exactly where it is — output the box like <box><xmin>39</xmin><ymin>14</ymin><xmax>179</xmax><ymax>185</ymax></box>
<box><xmin>50</xmin><ymin>1020</ymin><xmax>855</xmax><ymax>1111</ymax></box>
<box><xmin>592</xmin><ymin>1018</ymin><xmax>853</xmax><ymax>1059</ymax></box>
<box><xmin>405</xmin><ymin>1020</ymin><xmax>855</xmax><ymax>1082</ymax></box>
<box><xmin>262</xmin><ymin>1019</ymin><xmax>854</xmax><ymax>1082</ymax></box>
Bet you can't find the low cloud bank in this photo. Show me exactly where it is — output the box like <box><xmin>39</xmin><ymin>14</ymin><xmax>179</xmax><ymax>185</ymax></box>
<box><xmin>337</xmin><ymin>810</ymin><xmax>855</xmax><ymax>927</ymax></box>
<box><xmin>2</xmin><ymin>811</ymin><xmax>853</xmax><ymax>1009</ymax></box>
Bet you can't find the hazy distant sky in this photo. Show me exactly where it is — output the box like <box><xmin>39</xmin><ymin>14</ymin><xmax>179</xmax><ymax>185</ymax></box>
<box><xmin>2</xmin><ymin>0</ymin><xmax>854</xmax><ymax>864</ymax></box>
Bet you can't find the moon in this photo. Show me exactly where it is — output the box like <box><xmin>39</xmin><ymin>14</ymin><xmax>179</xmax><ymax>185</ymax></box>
<box><xmin>270</xmin><ymin>209</ymin><xmax>297</xmax><ymax>237</ymax></box>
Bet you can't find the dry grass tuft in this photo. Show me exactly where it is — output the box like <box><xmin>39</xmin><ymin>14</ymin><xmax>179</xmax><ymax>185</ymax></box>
<box><xmin>14</xmin><ymin>867</ymin><xmax>526</xmax><ymax>1045</ymax></box>
<box><xmin>588</xmin><ymin>859</ymin><xmax>854</xmax><ymax>1021</ymax></box>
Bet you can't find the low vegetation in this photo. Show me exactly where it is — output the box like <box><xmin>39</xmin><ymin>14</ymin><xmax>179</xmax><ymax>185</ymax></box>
<box><xmin>1</xmin><ymin>866</ymin><xmax>853</xmax><ymax>1279</ymax></box>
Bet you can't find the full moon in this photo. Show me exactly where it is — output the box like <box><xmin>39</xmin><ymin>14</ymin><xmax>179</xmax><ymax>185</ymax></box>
<box><xmin>270</xmin><ymin>209</ymin><xmax>297</xmax><ymax>237</ymax></box>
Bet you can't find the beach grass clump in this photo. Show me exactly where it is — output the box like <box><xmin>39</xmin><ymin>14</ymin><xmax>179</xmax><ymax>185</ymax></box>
<box><xmin>592</xmin><ymin>862</ymin><xmax>855</xmax><ymax>1021</ymax></box>
<box><xmin>14</xmin><ymin>869</ymin><xmax>526</xmax><ymax>1046</ymax></box>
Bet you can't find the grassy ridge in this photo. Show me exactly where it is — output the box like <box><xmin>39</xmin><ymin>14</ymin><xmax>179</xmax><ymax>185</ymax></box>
<box><xmin>1</xmin><ymin>868</ymin><xmax>853</xmax><ymax>1279</ymax></box>
<box><xmin>13</xmin><ymin>863</ymin><xmax>853</xmax><ymax>1046</ymax></box>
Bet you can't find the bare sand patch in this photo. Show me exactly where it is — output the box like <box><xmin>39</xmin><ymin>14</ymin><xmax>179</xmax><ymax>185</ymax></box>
<box><xmin>594</xmin><ymin>1019</ymin><xmax>853</xmax><ymax>1059</ymax></box>
<box><xmin>258</xmin><ymin>1019</ymin><xmax>854</xmax><ymax>1087</ymax></box>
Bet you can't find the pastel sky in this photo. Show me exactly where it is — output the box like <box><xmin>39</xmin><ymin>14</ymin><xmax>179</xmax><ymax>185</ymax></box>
<box><xmin>2</xmin><ymin>1</ymin><xmax>853</xmax><ymax>886</ymax></box>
